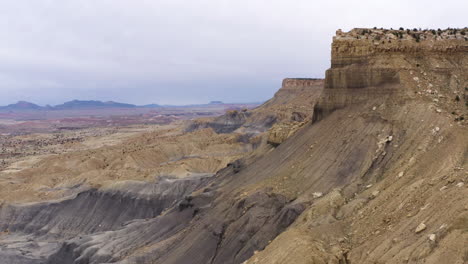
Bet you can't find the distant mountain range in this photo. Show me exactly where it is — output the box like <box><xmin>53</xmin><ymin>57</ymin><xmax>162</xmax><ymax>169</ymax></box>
<box><xmin>53</xmin><ymin>100</ymin><xmax>138</xmax><ymax>109</ymax></box>
<box><xmin>0</xmin><ymin>101</ymin><xmax>45</xmax><ymax>110</ymax></box>
<box><xmin>0</xmin><ymin>100</ymin><xmax>259</xmax><ymax>111</ymax></box>
<box><xmin>0</xmin><ymin>100</ymin><xmax>159</xmax><ymax>111</ymax></box>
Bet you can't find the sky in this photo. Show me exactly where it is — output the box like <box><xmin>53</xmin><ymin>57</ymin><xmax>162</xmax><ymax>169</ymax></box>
<box><xmin>0</xmin><ymin>0</ymin><xmax>466</xmax><ymax>106</ymax></box>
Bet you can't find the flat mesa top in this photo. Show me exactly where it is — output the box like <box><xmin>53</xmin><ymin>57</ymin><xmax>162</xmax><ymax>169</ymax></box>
<box><xmin>335</xmin><ymin>27</ymin><xmax>468</xmax><ymax>41</ymax></box>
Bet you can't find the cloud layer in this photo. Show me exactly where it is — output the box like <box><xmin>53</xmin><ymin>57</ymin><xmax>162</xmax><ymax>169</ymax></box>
<box><xmin>0</xmin><ymin>0</ymin><xmax>466</xmax><ymax>105</ymax></box>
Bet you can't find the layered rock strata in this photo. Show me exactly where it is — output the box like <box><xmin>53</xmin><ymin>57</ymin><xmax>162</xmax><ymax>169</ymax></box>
<box><xmin>314</xmin><ymin>28</ymin><xmax>467</xmax><ymax>121</ymax></box>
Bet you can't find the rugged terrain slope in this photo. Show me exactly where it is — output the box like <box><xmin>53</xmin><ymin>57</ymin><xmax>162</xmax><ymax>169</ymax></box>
<box><xmin>0</xmin><ymin>73</ymin><xmax>323</xmax><ymax>263</ymax></box>
<box><xmin>187</xmin><ymin>78</ymin><xmax>323</xmax><ymax>135</ymax></box>
<box><xmin>0</xmin><ymin>125</ymin><xmax>254</xmax><ymax>203</ymax></box>
<box><xmin>0</xmin><ymin>28</ymin><xmax>466</xmax><ymax>264</ymax></box>
<box><xmin>248</xmin><ymin>27</ymin><xmax>468</xmax><ymax>264</ymax></box>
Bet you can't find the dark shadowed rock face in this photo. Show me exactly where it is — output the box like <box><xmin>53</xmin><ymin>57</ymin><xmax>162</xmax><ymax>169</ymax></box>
<box><xmin>208</xmin><ymin>110</ymin><xmax>253</xmax><ymax>133</ymax></box>
<box><xmin>186</xmin><ymin>110</ymin><xmax>252</xmax><ymax>133</ymax></box>
<box><xmin>0</xmin><ymin>177</ymin><xmax>209</xmax><ymax>237</ymax></box>
<box><xmin>0</xmin><ymin>176</ymin><xmax>210</xmax><ymax>263</ymax></box>
<box><xmin>43</xmin><ymin>190</ymin><xmax>304</xmax><ymax>264</ymax></box>
<box><xmin>208</xmin><ymin>192</ymin><xmax>304</xmax><ymax>264</ymax></box>
<box><xmin>0</xmin><ymin>170</ymin><xmax>304</xmax><ymax>264</ymax></box>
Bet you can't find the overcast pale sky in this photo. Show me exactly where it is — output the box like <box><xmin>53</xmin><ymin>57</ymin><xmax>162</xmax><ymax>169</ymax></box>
<box><xmin>0</xmin><ymin>0</ymin><xmax>466</xmax><ymax>105</ymax></box>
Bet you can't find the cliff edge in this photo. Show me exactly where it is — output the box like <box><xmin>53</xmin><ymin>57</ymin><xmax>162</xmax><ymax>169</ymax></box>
<box><xmin>314</xmin><ymin>27</ymin><xmax>467</xmax><ymax>121</ymax></box>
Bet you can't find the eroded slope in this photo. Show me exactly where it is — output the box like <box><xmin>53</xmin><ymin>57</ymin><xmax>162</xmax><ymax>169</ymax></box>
<box><xmin>247</xmin><ymin>27</ymin><xmax>468</xmax><ymax>264</ymax></box>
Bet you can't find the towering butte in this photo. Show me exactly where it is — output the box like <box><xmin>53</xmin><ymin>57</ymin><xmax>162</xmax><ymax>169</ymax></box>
<box><xmin>0</xmin><ymin>28</ymin><xmax>466</xmax><ymax>264</ymax></box>
<box><xmin>314</xmin><ymin>27</ymin><xmax>467</xmax><ymax>121</ymax></box>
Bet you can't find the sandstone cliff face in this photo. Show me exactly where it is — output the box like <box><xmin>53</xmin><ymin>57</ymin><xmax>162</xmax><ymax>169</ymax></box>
<box><xmin>314</xmin><ymin>28</ymin><xmax>468</xmax><ymax>121</ymax></box>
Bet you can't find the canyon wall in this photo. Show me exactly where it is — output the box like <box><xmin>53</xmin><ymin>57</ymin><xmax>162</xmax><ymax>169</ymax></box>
<box><xmin>314</xmin><ymin>28</ymin><xmax>468</xmax><ymax>121</ymax></box>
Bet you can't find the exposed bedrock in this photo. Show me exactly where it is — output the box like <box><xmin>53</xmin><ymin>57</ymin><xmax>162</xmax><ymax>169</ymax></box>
<box><xmin>0</xmin><ymin>176</ymin><xmax>211</xmax><ymax>263</ymax></box>
<box><xmin>313</xmin><ymin>31</ymin><xmax>467</xmax><ymax>121</ymax></box>
<box><xmin>0</xmin><ymin>167</ymin><xmax>303</xmax><ymax>264</ymax></box>
<box><xmin>186</xmin><ymin>109</ymin><xmax>253</xmax><ymax>134</ymax></box>
<box><xmin>0</xmin><ymin>176</ymin><xmax>209</xmax><ymax>238</ymax></box>
<box><xmin>267</xmin><ymin>121</ymin><xmax>306</xmax><ymax>146</ymax></box>
<box><xmin>46</xmin><ymin>190</ymin><xmax>304</xmax><ymax>264</ymax></box>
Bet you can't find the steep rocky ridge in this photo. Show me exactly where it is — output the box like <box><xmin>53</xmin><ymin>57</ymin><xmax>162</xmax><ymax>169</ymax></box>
<box><xmin>247</xmin><ymin>28</ymin><xmax>467</xmax><ymax>264</ymax></box>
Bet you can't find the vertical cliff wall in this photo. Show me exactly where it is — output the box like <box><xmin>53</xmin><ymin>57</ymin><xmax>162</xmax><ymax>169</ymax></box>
<box><xmin>314</xmin><ymin>28</ymin><xmax>468</xmax><ymax>121</ymax></box>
